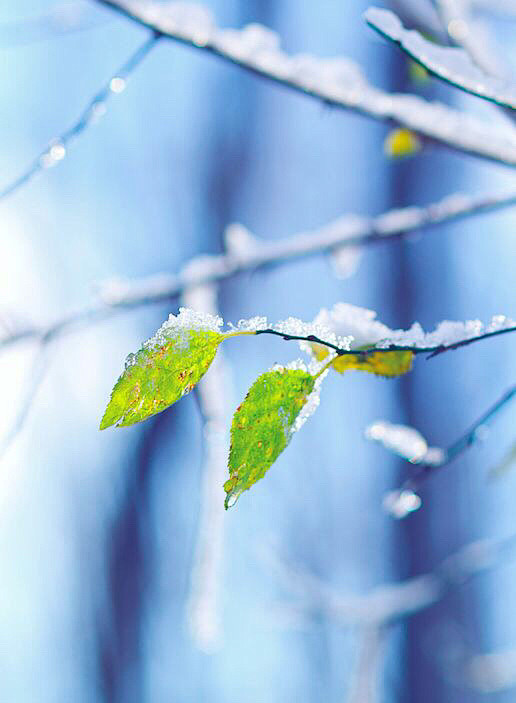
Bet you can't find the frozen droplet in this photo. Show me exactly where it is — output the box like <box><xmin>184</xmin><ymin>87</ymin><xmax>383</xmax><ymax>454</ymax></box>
<box><xmin>124</xmin><ymin>352</ymin><xmax>137</xmax><ymax>370</ymax></box>
<box><xmin>447</xmin><ymin>18</ymin><xmax>469</xmax><ymax>41</ymax></box>
<box><xmin>383</xmin><ymin>489</ymin><xmax>422</xmax><ymax>519</ymax></box>
<box><xmin>225</xmin><ymin>491</ymin><xmax>241</xmax><ymax>509</ymax></box>
<box><xmin>110</xmin><ymin>77</ymin><xmax>126</xmax><ymax>93</ymax></box>
<box><xmin>49</xmin><ymin>142</ymin><xmax>66</xmax><ymax>161</ymax></box>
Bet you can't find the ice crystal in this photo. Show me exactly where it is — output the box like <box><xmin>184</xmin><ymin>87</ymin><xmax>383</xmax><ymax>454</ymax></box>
<box><xmin>144</xmin><ymin>307</ymin><xmax>223</xmax><ymax>352</ymax></box>
<box><xmin>312</xmin><ymin>303</ymin><xmax>393</xmax><ymax>350</ymax></box>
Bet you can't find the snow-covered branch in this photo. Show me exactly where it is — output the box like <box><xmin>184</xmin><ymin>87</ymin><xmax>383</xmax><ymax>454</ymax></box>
<box><xmin>93</xmin><ymin>0</ymin><xmax>516</xmax><ymax>166</ymax></box>
<box><xmin>366</xmin><ymin>7</ymin><xmax>516</xmax><ymax>110</ymax></box>
<box><xmin>1</xmin><ymin>187</ymin><xmax>515</xmax><ymax>352</ymax></box>
<box><xmin>436</xmin><ymin>0</ymin><xmax>512</xmax><ymax>81</ymax></box>
<box><xmin>254</xmin><ymin>321</ymin><xmax>516</xmax><ymax>358</ymax></box>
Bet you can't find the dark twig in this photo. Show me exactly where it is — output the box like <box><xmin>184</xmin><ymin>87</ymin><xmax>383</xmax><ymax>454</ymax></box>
<box><xmin>255</xmin><ymin>326</ymin><xmax>516</xmax><ymax>358</ymax></box>
<box><xmin>399</xmin><ymin>384</ymin><xmax>516</xmax><ymax>493</ymax></box>
<box><xmin>263</xmin><ymin>532</ymin><xmax>516</xmax><ymax>626</ymax></box>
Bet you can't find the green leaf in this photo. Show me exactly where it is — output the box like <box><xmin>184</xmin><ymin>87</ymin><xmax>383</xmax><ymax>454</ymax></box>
<box><xmin>224</xmin><ymin>366</ymin><xmax>317</xmax><ymax>508</ymax></box>
<box><xmin>100</xmin><ymin>313</ymin><xmax>224</xmax><ymax>429</ymax></box>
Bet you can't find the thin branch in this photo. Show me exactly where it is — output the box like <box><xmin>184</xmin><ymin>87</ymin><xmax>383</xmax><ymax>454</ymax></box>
<box><xmin>94</xmin><ymin>0</ymin><xmax>516</xmax><ymax>166</ymax></box>
<box><xmin>0</xmin><ymin>33</ymin><xmax>159</xmax><ymax>201</ymax></box>
<box><xmin>398</xmin><ymin>384</ymin><xmax>516</xmax><ymax>494</ymax></box>
<box><xmin>263</xmin><ymin>532</ymin><xmax>516</xmax><ymax>626</ymax></box>
<box><xmin>365</xmin><ymin>7</ymin><xmax>516</xmax><ymax>110</ymax></box>
<box><xmin>254</xmin><ymin>325</ymin><xmax>516</xmax><ymax>358</ymax></box>
<box><xmin>1</xmin><ymin>187</ymin><xmax>514</xmax><ymax>352</ymax></box>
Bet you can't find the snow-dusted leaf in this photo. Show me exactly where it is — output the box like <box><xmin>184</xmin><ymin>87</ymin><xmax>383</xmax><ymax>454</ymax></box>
<box><xmin>384</xmin><ymin>127</ymin><xmax>422</xmax><ymax>158</ymax></box>
<box><xmin>224</xmin><ymin>365</ymin><xmax>320</xmax><ymax>508</ymax></box>
<box><xmin>365</xmin><ymin>7</ymin><xmax>516</xmax><ymax>110</ymax></box>
<box><xmin>100</xmin><ymin>309</ymin><xmax>224</xmax><ymax>428</ymax></box>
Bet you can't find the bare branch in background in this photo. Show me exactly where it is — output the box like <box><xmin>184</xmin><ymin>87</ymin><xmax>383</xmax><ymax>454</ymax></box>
<box><xmin>0</xmin><ymin>33</ymin><xmax>158</xmax><ymax>201</ymax></box>
<box><xmin>263</xmin><ymin>533</ymin><xmax>516</xmax><ymax>626</ymax></box>
<box><xmin>93</xmin><ymin>0</ymin><xmax>516</xmax><ymax>166</ymax></box>
<box><xmin>183</xmin><ymin>277</ymin><xmax>233</xmax><ymax>653</ymax></box>
<box><xmin>383</xmin><ymin>384</ymin><xmax>516</xmax><ymax>517</ymax></box>
<box><xmin>346</xmin><ymin>626</ymin><xmax>385</xmax><ymax>703</ymax></box>
<box><xmin>1</xmin><ymin>187</ymin><xmax>514</xmax><ymax>352</ymax></box>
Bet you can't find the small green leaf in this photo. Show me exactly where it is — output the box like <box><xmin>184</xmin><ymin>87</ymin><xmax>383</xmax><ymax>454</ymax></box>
<box><xmin>101</xmin><ymin>314</ymin><xmax>224</xmax><ymax>429</ymax></box>
<box><xmin>225</xmin><ymin>367</ymin><xmax>317</xmax><ymax>508</ymax></box>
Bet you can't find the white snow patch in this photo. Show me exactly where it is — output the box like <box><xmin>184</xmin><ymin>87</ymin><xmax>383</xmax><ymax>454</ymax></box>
<box><xmin>383</xmin><ymin>489</ymin><xmax>422</xmax><ymax>519</ymax></box>
<box><xmin>143</xmin><ymin>307</ymin><xmax>223</xmax><ymax>354</ymax></box>
<box><xmin>366</xmin><ymin>421</ymin><xmax>429</xmax><ymax>462</ymax></box>
<box><xmin>312</xmin><ymin>303</ymin><xmax>393</xmax><ymax>350</ymax></box>
<box><xmin>365</xmin><ymin>7</ymin><xmax>516</xmax><ymax>109</ymax></box>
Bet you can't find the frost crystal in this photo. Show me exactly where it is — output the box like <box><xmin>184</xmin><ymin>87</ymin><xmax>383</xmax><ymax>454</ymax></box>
<box><xmin>312</xmin><ymin>303</ymin><xmax>393</xmax><ymax>350</ymax></box>
<box><xmin>228</xmin><ymin>316</ymin><xmax>268</xmax><ymax>333</ymax></box>
<box><xmin>268</xmin><ymin>360</ymin><xmax>327</xmax><ymax>435</ymax></box>
<box><xmin>272</xmin><ymin>315</ymin><xmax>352</xmax><ymax>358</ymax></box>
<box><xmin>144</xmin><ymin>307</ymin><xmax>223</xmax><ymax>352</ymax></box>
<box><xmin>379</xmin><ymin>315</ymin><xmax>515</xmax><ymax>348</ymax></box>
<box><xmin>383</xmin><ymin>490</ymin><xmax>422</xmax><ymax>519</ymax></box>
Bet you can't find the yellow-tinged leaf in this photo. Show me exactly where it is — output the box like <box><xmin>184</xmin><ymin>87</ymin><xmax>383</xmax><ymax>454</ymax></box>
<box><xmin>408</xmin><ymin>59</ymin><xmax>430</xmax><ymax>84</ymax></box>
<box><xmin>101</xmin><ymin>312</ymin><xmax>224</xmax><ymax>429</ymax></box>
<box><xmin>384</xmin><ymin>128</ymin><xmax>421</xmax><ymax>158</ymax></box>
<box><xmin>331</xmin><ymin>350</ymin><xmax>413</xmax><ymax>377</ymax></box>
<box><xmin>310</xmin><ymin>342</ymin><xmax>413</xmax><ymax>378</ymax></box>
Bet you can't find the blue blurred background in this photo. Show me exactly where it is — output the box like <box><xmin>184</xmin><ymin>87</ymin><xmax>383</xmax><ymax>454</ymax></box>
<box><xmin>0</xmin><ymin>1</ymin><xmax>515</xmax><ymax>701</ymax></box>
